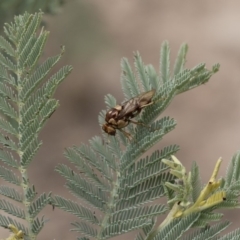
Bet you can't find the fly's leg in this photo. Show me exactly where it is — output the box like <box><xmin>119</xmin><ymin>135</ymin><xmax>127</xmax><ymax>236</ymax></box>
<box><xmin>129</xmin><ymin>119</ymin><xmax>151</xmax><ymax>130</ymax></box>
<box><xmin>118</xmin><ymin>128</ymin><xmax>141</xmax><ymax>147</ymax></box>
<box><xmin>118</xmin><ymin>128</ymin><xmax>133</xmax><ymax>141</ymax></box>
<box><xmin>139</xmin><ymin>101</ymin><xmax>154</xmax><ymax>109</ymax></box>
<box><xmin>139</xmin><ymin>96</ymin><xmax>166</xmax><ymax>110</ymax></box>
<box><xmin>129</xmin><ymin>119</ymin><xmax>161</xmax><ymax>133</ymax></box>
<box><xmin>106</xmin><ymin>134</ymin><xmax>110</xmax><ymax>144</ymax></box>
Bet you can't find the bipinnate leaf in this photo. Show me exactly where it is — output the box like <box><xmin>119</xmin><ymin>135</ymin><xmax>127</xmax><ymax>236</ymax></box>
<box><xmin>0</xmin><ymin>11</ymin><xmax>72</xmax><ymax>238</ymax></box>
<box><xmin>56</xmin><ymin>42</ymin><xmax>221</xmax><ymax>240</ymax></box>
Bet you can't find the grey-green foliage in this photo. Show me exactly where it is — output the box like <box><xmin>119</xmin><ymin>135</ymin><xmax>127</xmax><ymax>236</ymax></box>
<box><xmin>55</xmin><ymin>41</ymin><xmax>240</xmax><ymax>240</ymax></box>
<box><xmin>0</xmin><ymin>11</ymin><xmax>72</xmax><ymax>239</ymax></box>
<box><xmin>163</xmin><ymin>152</ymin><xmax>240</xmax><ymax>240</ymax></box>
<box><xmin>0</xmin><ymin>0</ymin><xmax>65</xmax><ymax>30</ymax></box>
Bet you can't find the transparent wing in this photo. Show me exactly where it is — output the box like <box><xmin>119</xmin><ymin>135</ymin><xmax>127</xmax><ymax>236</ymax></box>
<box><xmin>118</xmin><ymin>90</ymin><xmax>155</xmax><ymax>119</ymax></box>
<box><xmin>117</xmin><ymin>97</ymin><xmax>139</xmax><ymax>119</ymax></box>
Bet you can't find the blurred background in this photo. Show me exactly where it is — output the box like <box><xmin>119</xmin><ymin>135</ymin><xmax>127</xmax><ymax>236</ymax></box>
<box><xmin>1</xmin><ymin>0</ymin><xmax>240</xmax><ymax>239</ymax></box>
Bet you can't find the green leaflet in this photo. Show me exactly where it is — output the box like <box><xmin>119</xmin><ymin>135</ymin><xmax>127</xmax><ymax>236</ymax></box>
<box><xmin>54</xmin><ymin>196</ymin><xmax>99</xmax><ymax>225</ymax></box>
<box><xmin>0</xmin><ymin>11</ymin><xmax>71</xmax><ymax>239</ymax></box>
<box><xmin>160</xmin><ymin>41</ymin><xmax>170</xmax><ymax>84</ymax></box>
<box><xmin>57</xmin><ymin>42</ymin><xmax>223</xmax><ymax>240</ymax></box>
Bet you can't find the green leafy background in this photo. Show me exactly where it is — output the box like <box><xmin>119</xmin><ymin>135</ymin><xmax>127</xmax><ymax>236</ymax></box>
<box><xmin>1</xmin><ymin>1</ymin><xmax>240</xmax><ymax>239</ymax></box>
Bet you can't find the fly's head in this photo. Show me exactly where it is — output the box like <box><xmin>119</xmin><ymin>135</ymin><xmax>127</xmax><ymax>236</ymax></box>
<box><xmin>102</xmin><ymin>105</ymin><xmax>122</xmax><ymax>136</ymax></box>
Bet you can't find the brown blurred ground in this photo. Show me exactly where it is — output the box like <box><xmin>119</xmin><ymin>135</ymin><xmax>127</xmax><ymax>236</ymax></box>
<box><xmin>2</xmin><ymin>0</ymin><xmax>240</xmax><ymax>239</ymax></box>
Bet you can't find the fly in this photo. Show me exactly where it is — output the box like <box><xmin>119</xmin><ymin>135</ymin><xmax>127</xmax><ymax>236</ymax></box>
<box><xmin>102</xmin><ymin>89</ymin><xmax>155</xmax><ymax>139</ymax></box>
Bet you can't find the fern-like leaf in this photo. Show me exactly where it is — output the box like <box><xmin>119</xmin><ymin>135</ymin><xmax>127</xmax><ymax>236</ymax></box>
<box><xmin>64</xmin><ymin>147</ymin><xmax>112</xmax><ymax>190</ymax></box>
<box><xmin>225</xmin><ymin>151</ymin><xmax>240</xmax><ymax>187</ymax></box>
<box><xmin>0</xmin><ymin>215</ymin><xmax>29</xmax><ymax>235</ymax></box>
<box><xmin>148</xmin><ymin>66</ymin><xmax>161</xmax><ymax>92</ymax></box>
<box><xmin>0</xmin><ymin>96</ymin><xmax>18</xmax><ymax>120</ymax></box>
<box><xmin>0</xmin><ymin>81</ymin><xmax>17</xmax><ymax>102</ymax></box>
<box><xmin>20</xmin><ymin>49</ymin><xmax>65</xmax><ymax>101</ymax></box>
<box><xmin>173</xmin><ymin>43</ymin><xmax>188</xmax><ymax>75</ymax></box>
<box><xmin>154</xmin><ymin>213</ymin><xmax>200</xmax><ymax>240</ymax></box>
<box><xmin>57</xmin><ymin>43</ymin><xmax>220</xmax><ymax>240</ymax></box>
<box><xmin>134</xmin><ymin>52</ymin><xmax>151</xmax><ymax>91</ymax></box>
<box><xmin>0</xmin><ymin>166</ymin><xmax>20</xmax><ymax>185</ymax></box>
<box><xmin>54</xmin><ymin>196</ymin><xmax>99</xmax><ymax>224</ymax></box>
<box><xmin>0</xmin><ymin>51</ymin><xmax>16</xmax><ymax>72</ymax></box>
<box><xmin>0</xmin><ymin>11</ymin><xmax>71</xmax><ymax>239</ymax></box>
<box><xmin>71</xmin><ymin>222</ymin><xmax>98</xmax><ymax>239</ymax></box>
<box><xmin>0</xmin><ymin>117</ymin><xmax>18</xmax><ymax>136</ymax></box>
<box><xmin>160</xmin><ymin>41</ymin><xmax>170</xmax><ymax>83</ymax></box>
<box><xmin>31</xmin><ymin>216</ymin><xmax>46</xmax><ymax>235</ymax></box>
<box><xmin>29</xmin><ymin>193</ymin><xmax>51</xmax><ymax>218</ymax></box>
<box><xmin>184</xmin><ymin>220</ymin><xmax>230</xmax><ymax>240</ymax></box>
<box><xmin>0</xmin><ymin>199</ymin><xmax>25</xmax><ymax>219</ymax></box>
<box><xmin>110</xmin><ymin>204</ymin><xmax>167</xmax><ymax>223</ymax></box>
<box><xmin>101</xmin><ymin>218</ymin><xmax>152</xmax><ymax>239</ymax></box>
<box><xmin>0</xmin><ymin>149</ymin><xmax>19</xmax><ymax>168</ymax></box>
<box><xmin>0</xmin><ymin>35</ymin><xmax>15</xmax><ymax>57</ymax></box>
<box><xmin>192</xmin><ymin>212</ymin><xmax>224</xmax><ymax>227</ymax></box>
<box><xmin>191</xmin><ymin>161</ymin><xmax>202</xmax><ymax>202</ymax></box>
<box><xmin>218</xmin><ymin>228</ymin><xmax>240</xmax><ymax>240</ymax></box>
<box><xmin>0</xmin><ymin>185</ymin><xmax>23</xmax><ymax>202</ymax></box>
<box><xmin>121</xmin><ymin>57</ymin><xmax>139</xmax><ymax>98</ymax></box>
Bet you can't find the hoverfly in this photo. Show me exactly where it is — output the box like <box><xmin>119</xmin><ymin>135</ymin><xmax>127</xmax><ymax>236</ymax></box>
<box><xmin>102</xmin><ymin>89</ymin><xmax>156</xmax><ymax>138</ymax></box>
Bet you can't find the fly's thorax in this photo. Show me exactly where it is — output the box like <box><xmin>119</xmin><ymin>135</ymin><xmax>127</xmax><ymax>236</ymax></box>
<box><xmin>115</xmin><ymin>105</ymin><xmax>122</xmax><ymax>111</ymax></box>
<box><xmin>105</xmin><ymin>105</ymin><xmax>122</xmax><ymax>122</ymax></box>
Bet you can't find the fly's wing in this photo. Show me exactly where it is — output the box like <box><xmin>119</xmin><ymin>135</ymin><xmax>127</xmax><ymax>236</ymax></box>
<box><xmin>117</xmin><ymin>97</ymin><xmax>139</xmax><ymax>119</ymax></box>
<box><xmin>117</xmin><ymin>89</ymin><xmax>155</xmax><ymax>119</ymax></box>
<box><xmin>137</xmin><ymin>89</ymin><xmax>155</xmax><ymax>107</ymax></box>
